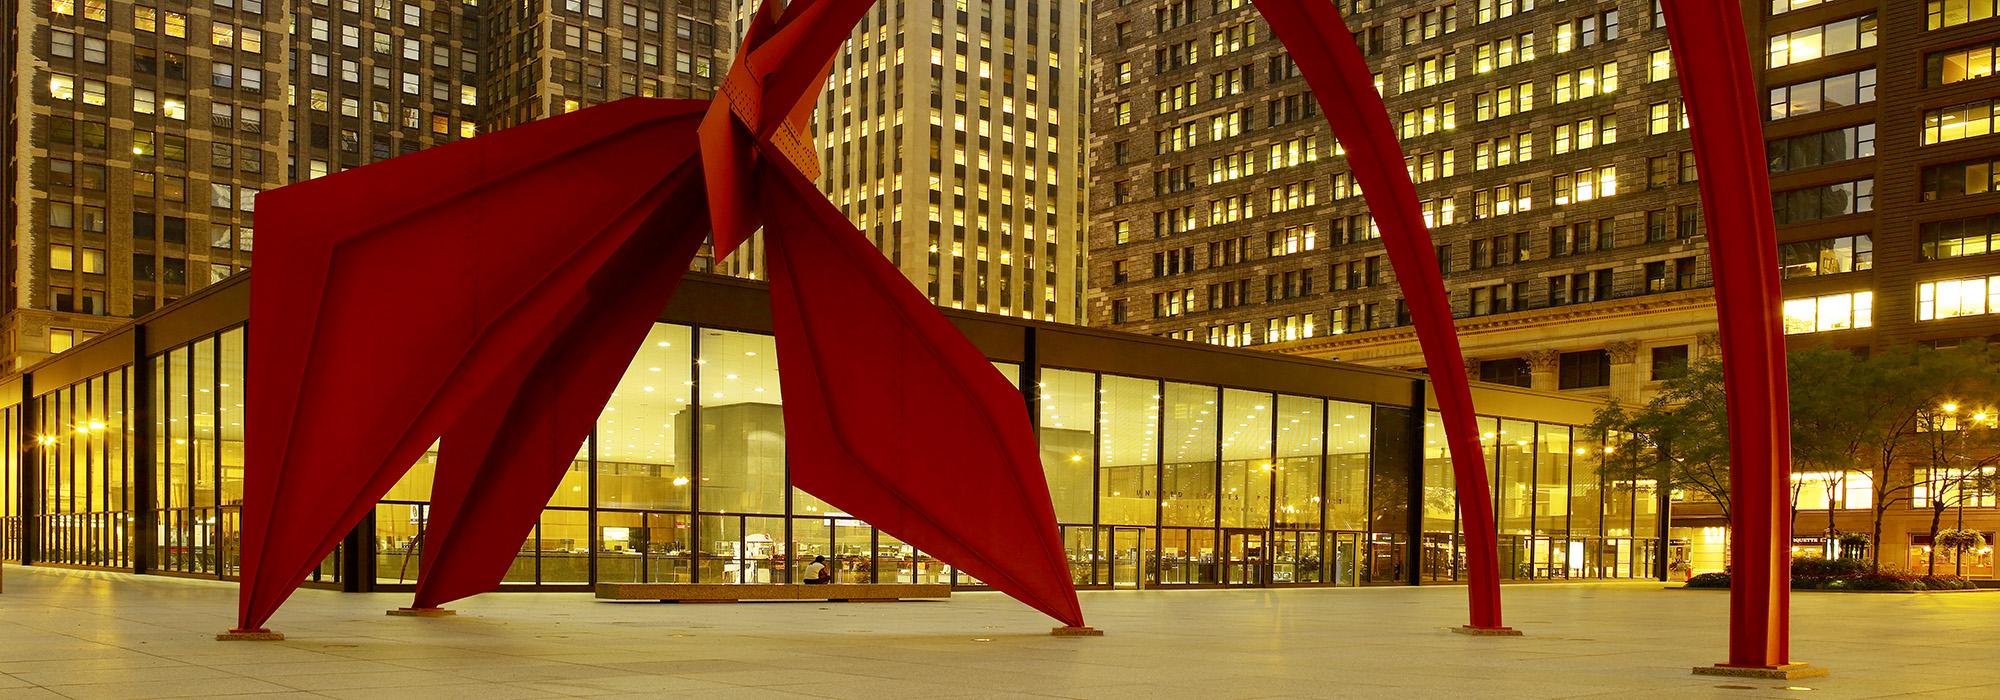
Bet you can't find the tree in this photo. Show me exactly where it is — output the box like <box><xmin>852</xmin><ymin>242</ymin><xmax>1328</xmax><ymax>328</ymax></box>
<box><xmin>1786</xmin><ymin>346</ymin><xmax>1888</xmax><ymax>554</ymax></box>
<box><xmin>1593</xmin><ymin>343</ymin><xmax>2000</xmax><ymax>573</ymax></box>
<box><xmin>1858</xmin><ymin>343</ymin><xmax>1999</xmax><ymax>571</ymax></box>
<box><xmin>1592</xmin><ymin>359</ymin><xmax>1732</xmax><ymax>520</ymax></box>
<box><xmin>1935</xmin><ymin>529</ymin><xmax>1989</xmax><ymax>577</ymax></box>
<box><xmin>1907</xmin><ymin>395</ymin><xmax>2000</xmax><ymax>576</ymax></box>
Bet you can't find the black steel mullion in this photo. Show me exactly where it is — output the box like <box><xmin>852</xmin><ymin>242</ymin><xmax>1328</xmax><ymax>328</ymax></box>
<box><xmin>1152</xmin><ymin>378</ymin><xmax>1163</xmax><ymax>586</ymax></box>
<box><xmin>687</xmin><ymin>327</ymin><xmax>702</xmax><ymax>584</ymax></box>
<box><xmin>587</xmin><ymin>428</ymin><xmax>598</xmax><ymax>587</ymax></box>
<box><xmin>132</xmin><ymin>328</ymin><xmax>153</xmax><ymax>575</ymax></box>
<box><xmin>1211</xmin><ymin>385</ymin><xmax>1223</xmax><ymax>585</ymax></box>
<box><xmin>22</xmin><ymin>372</ymin><xmax>37</xmax><ymax>567</ymax></box>
<box><xmin>1320</xmin><ymin>397</ymin><xmax>1331</xmax><ymax>585</ymax></box>
<box><xmin>185</xmin><ymin>345</ymin><xmax>197</xmax><ymax>573</ymax></box>
<box><xmin>210</xmin><ymin>337</ymin><xmax>223</xmax><ymax>578</ymax></box>
<box><xmin>1406</xmin><ymin>382</ymin><xmax>1424</xmax><ymax>587</ymax></box>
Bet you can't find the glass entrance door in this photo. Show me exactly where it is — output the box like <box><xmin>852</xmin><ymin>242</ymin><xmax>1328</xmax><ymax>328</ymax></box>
<box><xmin>1269</xmin><ymin>530</ymin><xmax>1322</xmax><ymax>584</ymax></box>
<box><xmin>1223</xmin><ymin>529</ymin><xmax>1267</xmax><ymax>587</ymax></box>
<box><xmin>1108</xmin><ymin>527</ymin><xmax>1147</xmax><ymax>589</ymax></box>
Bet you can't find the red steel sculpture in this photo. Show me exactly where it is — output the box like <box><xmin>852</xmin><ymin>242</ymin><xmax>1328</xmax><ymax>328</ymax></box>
<box><xmin>237</xmin><ymin>0</ymin><xmax>1085</xmax><ymax>634</ymax></box>
<box><xmin>237</xmin><ymin>0</ymin><xmax>1516</xmax><ymax>634</ymax></box>
<box><xmin>1661</xmin><ymin>0</ymin><xmax>1800</xmax><ymax>672</ymax></box>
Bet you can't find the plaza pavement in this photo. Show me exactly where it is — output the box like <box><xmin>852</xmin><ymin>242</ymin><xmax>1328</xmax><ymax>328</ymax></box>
<box><xmin>0</xmin><ymin>565</ymin><xmax>1995</xmax><ymax>699</ymax></box>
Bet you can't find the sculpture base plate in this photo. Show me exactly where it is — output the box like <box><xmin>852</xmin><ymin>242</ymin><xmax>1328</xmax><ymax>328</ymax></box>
<box><xmin>216</xmin><ymin>628</ymin><xmax>284</xmax><ymax>641</ymax></box>
<box><xmin>1451</xmin><ymin>625</ymin><xmax>1523</xmax><ymax>636</ymax></box>
<box><xmin>1051</xmin><ymin>625</ymin><xmax>1104</xmax><ymax>637</ymax></box>
<box><xmin>1693</xmin><ymin>663</ymin><xmax>1828</xmax><ymax>680</ymax></box>
<box><xmin>387</xmin><ymin>607</ymin><xmax>457</xmax><ymax>617</ymax></box>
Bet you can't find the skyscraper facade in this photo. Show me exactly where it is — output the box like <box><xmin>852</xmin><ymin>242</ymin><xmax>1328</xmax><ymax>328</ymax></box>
<box><xmin>738</xmin><ymin>0</ymin><xmax>1091</xmax><ymax>323</ymax></box>
<box><xmin>3</xmin><ymin>0</ymin><xmax>734</xmax><ymax>371</ymax></box>
<box><xmin>1086</xmin><ymin>0</ymin><xmax>2000</xmax><ymax>403</ymax></box>
<box><xmin>8</xmin><ymin>0</ymin><xmax>289</xmax><ymax>368</ymax></box>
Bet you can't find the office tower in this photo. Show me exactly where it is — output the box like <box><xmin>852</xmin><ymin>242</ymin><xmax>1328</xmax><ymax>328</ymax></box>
<box><xmin>3</xmin><ymin>0</ymin><xmax>736</xmax><ymax>370</ymax></box>
<box><xmin>1089</xmin><ymin>0</ymin><xmax>2000</xmax><ymax>402</ymax></box>
<box><xmin>750</xmin><ymin>0</ymin><xmax>1091</xmax><ymax>323</ymax></box>
<box><xmin>7</xmin><ymin>0</ymin><xmax>289</xmax><ymax>368</ymax></box>
<box><xmin>480</xmin><ymin>0</ymin><xmax>732</xmax><ymax>131</ymax></box>
<box><xmin>287</xmin><ymin>0</ymin><xmax>482</xmax><ymax>185</ymax></box>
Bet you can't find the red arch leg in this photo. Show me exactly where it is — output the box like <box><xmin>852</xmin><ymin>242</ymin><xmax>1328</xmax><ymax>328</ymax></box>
<box><xmin>1249</xmin><ymin>0</ymin><xmax>1504</xmax><ymax>630</ymax></box>
<box><xmin>1661</xmin><ymin>0</ymin><xmax>1797</xmax><ymax>671</ymax></box>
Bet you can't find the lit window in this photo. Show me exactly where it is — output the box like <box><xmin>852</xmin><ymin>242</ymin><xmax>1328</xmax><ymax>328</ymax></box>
<box><xmin>1782</xmin><ymin>291</ymin><xmax>1873</xmax><ymax>333</ymax></box>
<box><xmin>48</xmin><ymin>74</ymin><xmax>75</xmax><ymax>100</ymax></box>
<box><xmin>1917</xmin><ymin>275</ymin><xmax>2000</xmax><ymax>320</ymax></box>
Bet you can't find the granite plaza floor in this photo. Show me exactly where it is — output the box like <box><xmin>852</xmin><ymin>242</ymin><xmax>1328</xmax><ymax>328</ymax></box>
<box><xmin>1</xmin><ymin>565</ymin><xmax>1997</xmax><ymax>699</ymax></box>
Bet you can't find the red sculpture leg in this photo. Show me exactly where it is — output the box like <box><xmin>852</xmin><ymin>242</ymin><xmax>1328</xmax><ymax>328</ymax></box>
<box><xmin>700</xmin><ymin>0</ymin><xmax>1084</xmax><ymax>626</ymax></box>
<box><xmin>412</xmin><ymin>1</ymin><xmax>810</xmax><ymax>609</ymax></box>
<box><xmin>413</xmin><ymin>174</ymin><xmax>712</xmax><ymax>609</ymax></box>
<box><xmin>759</xmin><ymin>163</ymin><xmax>1084</xmax><ymax>627</ymax></box>
<box><xmin>239</xmin><ymin>100</ymin><xmax>709</xmax><ymax>631</ymax></box>
<box><xmin>1661</xmin><ymin>0</ymin><xmax>1796</xmax><ymax>670</ymax></box>
<box><xmin>1249</xmin><ymin>0</ymin><xmax>1503</xmax><ymax>630</ymax></box>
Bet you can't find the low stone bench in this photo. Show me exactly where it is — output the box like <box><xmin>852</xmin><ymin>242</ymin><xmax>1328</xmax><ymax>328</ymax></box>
<box><xmin>594</xmin><ymin>582</ymin><xmax>950</xmax><ymax>603</ymax></box>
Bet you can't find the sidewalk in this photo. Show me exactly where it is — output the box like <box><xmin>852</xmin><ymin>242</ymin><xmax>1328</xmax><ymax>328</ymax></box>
<box><xmin>1</xmin><ymin>564</ymin><xmax>1994</xmax><ymax>699</ymax></box>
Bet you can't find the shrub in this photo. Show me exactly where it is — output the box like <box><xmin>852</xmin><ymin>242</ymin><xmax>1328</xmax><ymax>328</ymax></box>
<box><xmin>1686</xmin><ymin>572</ymin><xmax>1730</xmax><ymax>588</ymax></box>
<box><xmin>1791</xmin><ymin>557</ymin><xmax>1869</xmax><ymax>580</ymax></box>
<box><xmin>1681</xmin><ymin>558</ymin><xmax>1975</xmax><ymax>591</ymax></box>
<box><xmin>1918</xmin><ymin>575</ymin><xmax>1977</xmax><ymax>591</ymax></box>
<box><xmin>1824</xmin><ymin>572</ymin><xmax>1919</xmax><ymax>591</ymax></box>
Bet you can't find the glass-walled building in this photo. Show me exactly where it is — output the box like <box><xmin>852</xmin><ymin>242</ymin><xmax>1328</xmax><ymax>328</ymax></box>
<box><xmin>0</xmin><ymin>273</ymin><xmax>1662</xmax><ymax>592</ymax></box>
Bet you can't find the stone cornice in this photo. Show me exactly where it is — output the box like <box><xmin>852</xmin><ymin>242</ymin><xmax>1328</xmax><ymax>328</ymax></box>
<box><xmin>1267</xmin><ymin>288</ymin><xmax>1717</xmax><ymax>357</ymax></box>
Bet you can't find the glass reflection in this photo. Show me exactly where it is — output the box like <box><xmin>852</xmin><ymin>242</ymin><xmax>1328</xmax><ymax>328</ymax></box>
<box><xmin>699</xmin><ymin>329</ymin><xmax>785</xmax><ymax>515</ymax></box>
<box><xmin>1219</xmin><ymin>388</ymin><xmax>1272</xmax><ymax>529</ymax></box>
<box><xmin>1161</xmin><ymin>383</ymin><xmax>1218</xmax><ymax>527</ymax></box>
<box><xmin>1098</xmin><ymin>375</ymin><xmax>1158</xmax><ymax>525</ymax></box>
<box><xmin>1274</xmin><ymin>395</ymin><xmax>1322</xmax><ymax>530</ymax></box>
<box><xmin>1037</xmin><ymin>369</ymin><xmax>1095</xmax><ymax>523</ymax></box>
<box><xmin>598</xmin><ymin>324</ymin><xmax>693</xmax><ymax>511</ymax></box>
<box><xmin>1325</xmin><ymin>402</ymin><xmax>1370</xmax><ymax>531</ymax></box>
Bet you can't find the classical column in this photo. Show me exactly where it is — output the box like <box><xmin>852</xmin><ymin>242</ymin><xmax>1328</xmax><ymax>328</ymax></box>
<box><xmin>1607</xmin><ymin>341</ymin><xmax>1641</xmax><ymax>404</ymax></box>
<box><xmin>1696</xmin><ymin>331</ymin><xmax>1722</xmax><ymax>362</ymax></box>
<box><xmin>1525</xmin><ymin>350</ymin><xmax>1561</xmax><ymax>392</ymax></box>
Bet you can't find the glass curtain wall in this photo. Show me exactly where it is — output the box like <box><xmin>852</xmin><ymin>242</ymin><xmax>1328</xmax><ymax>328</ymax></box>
<box><xmin>150</xmin><ymin>326</ymin><xmax>246</xmax><ymax>577</ymax></box>
<box><xmin>1038</xmin><ymin>368</ymin><xmax>1095</xmax><ymax>584</ymax></box>
<box><xmin>1421</xmin><ymin>412</ymin><xmax>1654</xmax><ymax>582</ymax></box>
<box><xmin>1273</xmin><ymin>395</ymin><xmax>1322</xmax><ymax>583</ymax></box>
<box><xmin>30</xmin><ymin>369</ymin><xmax>131</xmax><ymax>568</ymax></box>
<box><xmin>1420</xmin><ymin>412</ymin><xmax>1458</xmax><ymax>582</ymax></box>
<box><xmin>1</xmin><ymin>404</ymin><xmax>18</xmax><ymax>562</ymax></box>
<box><xmin>2</xmin><ymin>318</ymin><xmax>1655</xmax><ymax>589</ymax></box>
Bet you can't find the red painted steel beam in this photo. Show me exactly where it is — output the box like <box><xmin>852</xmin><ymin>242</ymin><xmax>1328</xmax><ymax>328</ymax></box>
<box><xmin>1250</xmin><ymin>0</ymin><xmax>1505</xmax><ymax>630</ymax></box>
<box><xmin>1661</xmin><ymin>0</ymin><xmax>1795</xmax><ymax>669</ymax></box>
<box><xmin>238</xmin><ymin>100</ymin><xmax>714</xmax><ymax>631</ymax></box>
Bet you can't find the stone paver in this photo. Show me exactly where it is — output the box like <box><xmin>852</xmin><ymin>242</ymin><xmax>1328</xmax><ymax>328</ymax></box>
<box><xmin>1</xmin><ymin>564</ymin><xmax>1995</xmax><ymax>698</ymax></box>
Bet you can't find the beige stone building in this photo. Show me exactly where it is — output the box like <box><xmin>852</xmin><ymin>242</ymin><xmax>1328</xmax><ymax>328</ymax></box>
<box><xmin>6</xmin><ymin>0</ymin><xmax>288</xmax><ymax>369</ymax></box>
<box><xmin>722</xmin><ymin>0</ymin><xmax>1093</xmax><ymax>324</ymax></box>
